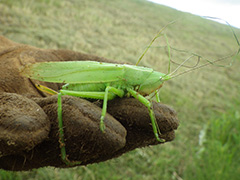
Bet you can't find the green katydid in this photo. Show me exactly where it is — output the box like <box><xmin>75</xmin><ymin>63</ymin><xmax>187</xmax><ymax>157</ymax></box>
<box><xmin>21</xmin><ymin>61</ymin><xmax>171</xmax><ymax>165</ymax></box>
<box><xmin>20</xmin><ymin>19</ymin><xmax>240</xmax><ymax>166</ymax></box>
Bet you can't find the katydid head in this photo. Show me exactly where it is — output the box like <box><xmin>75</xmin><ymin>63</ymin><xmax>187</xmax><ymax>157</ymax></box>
<box><xmin>138</xmin><ymin>71</ymin><xmax>171</xmax><ymax>95</ymax></box>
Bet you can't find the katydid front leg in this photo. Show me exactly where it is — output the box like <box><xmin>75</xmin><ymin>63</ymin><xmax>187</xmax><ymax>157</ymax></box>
<box><xmin>127</xmin><ymin>88</ymin><xmax>165</xmax><ymax>143</ymax></box>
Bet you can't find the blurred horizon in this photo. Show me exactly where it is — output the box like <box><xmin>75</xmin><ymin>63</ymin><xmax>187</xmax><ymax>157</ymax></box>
<box><xmin>148</xmin><ymin>0</ymin><xmax>240</xmax><ymax>28</ymax></box>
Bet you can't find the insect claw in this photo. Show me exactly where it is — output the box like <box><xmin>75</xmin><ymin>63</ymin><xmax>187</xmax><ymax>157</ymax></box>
<box><xmin>99</xmin><ymin>118</ymin><xmax>106</xmax><ymax>132</ymax></box>
<box><xmin>64</xmin><ymin>157</ymin><xmax>82</xmax><ymax>166</ymax></box>
<box><xmin>100</xmin><ymin>124</ymin><xmax>106</xmax><ymax>132</ymax></box>
<box><xmin>155</xmin><ymin>134</ymin><xmax>166</xmax><ymax>143</ymax></box>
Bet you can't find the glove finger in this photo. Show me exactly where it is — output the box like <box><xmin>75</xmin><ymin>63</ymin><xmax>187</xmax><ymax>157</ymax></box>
<box><xmin>0</xmin><ymin>92</ymin><xmax>50</xmax><ymax>156</ymax></box>
<box><xmin>94</xmin><ymin>98</ymin><xmax>179</xmax><ymax>158</ymax></box>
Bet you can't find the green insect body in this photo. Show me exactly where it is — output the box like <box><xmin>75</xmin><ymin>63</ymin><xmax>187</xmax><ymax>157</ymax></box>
<box><xmin>21</xmin><ymin>61</ymin><xmax>171</xmax><ymax>165</ymax></box>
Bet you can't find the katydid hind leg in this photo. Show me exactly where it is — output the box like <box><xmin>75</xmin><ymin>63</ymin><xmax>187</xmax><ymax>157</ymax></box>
<box><xmin>127</xmin><ymin>88</ymin><xmax>165</xmax><ymax>142</ymax></box>
<box><xmin>60</xmin><ymin>89</ymin><xmax>108</xmax><ymax>131</ymax></box>
<box><xmin>57</xmin><ymin>92</ymin><xmax>67</xmax><ymax>163</ymax></box>
<box><xmin>60</xmin><ymin>88</ymin><xmax>123</xmax><ymax>132</ymax></box>
<box><xmin>100</xmin><ymin>87</ymin><xmax>109</xmax><ymax>132</ymax></box>
<box><xmin>56</xmin><ymin>87</ymin><xmax>123</xmax><ymax>165</ymax></box>
<box><xmin>57</xmin><ymin>92</ymin><xmax>81</xmax><ymax>166</ymax></box>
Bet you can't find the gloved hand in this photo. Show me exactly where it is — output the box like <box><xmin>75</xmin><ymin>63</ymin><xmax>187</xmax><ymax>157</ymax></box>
<box><xmin>0</xmin><ymin>36</ymin><xmax>179</xmax><ymax>171</ymax></box>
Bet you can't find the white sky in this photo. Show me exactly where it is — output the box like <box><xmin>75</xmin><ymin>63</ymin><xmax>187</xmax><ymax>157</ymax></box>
<box><xmin>148</xmin><ymin>0</ymin><xmax>240</xmax><ymax>29</ymax></box>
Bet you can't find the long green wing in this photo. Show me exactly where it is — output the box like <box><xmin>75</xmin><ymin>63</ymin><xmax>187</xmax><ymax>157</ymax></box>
<box><xmin>20</xmin><ymin>61</ymin><xmax>124</xmax><ymax>83</ymax></box>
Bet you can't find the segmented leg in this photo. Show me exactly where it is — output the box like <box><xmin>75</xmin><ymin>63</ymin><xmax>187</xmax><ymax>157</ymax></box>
<box><xmin>100</xmin><ymin>86</ymin><xmax>125</xmax><ymax>131</ymax></box>
<box><xmin>155</xmin><ymin>90</ymin><xmax>161</xmax><ymax>103</ymax></box>
<box><xmin>57</xmin><ymin>92</ymin><xmax>81</xmax><ymax>166</ymax></box>
<box><xmin>57</xmin><ymin>87</ymin><xmax>124</xmax><ymax>165</ymax></box>
<box><xmin>127</xmin><ymin>88</ymin><xmax>165</xmax><ymax>142</ymax></box>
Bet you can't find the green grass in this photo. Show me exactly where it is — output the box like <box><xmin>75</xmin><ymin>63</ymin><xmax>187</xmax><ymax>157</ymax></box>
<box><xmin>0</xmin><ymin>0</ymin><xmax>240</xmax><ymax>179</ymax></box>
<box><xmin>184</xmin><ymin>102</ymin><xmax>240</xmax><ymax>180</ymax></box>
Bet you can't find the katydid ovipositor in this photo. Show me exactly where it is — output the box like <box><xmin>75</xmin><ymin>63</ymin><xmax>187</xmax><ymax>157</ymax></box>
<box><xmin>20</xmin><ymin>19</ymin><xmax>240</xmax><ymax>166</ymax></box>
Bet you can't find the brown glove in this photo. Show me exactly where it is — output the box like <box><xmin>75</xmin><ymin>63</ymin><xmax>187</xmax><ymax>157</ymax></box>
<box><xmin>0</xmin><ymin>36</ymin><xmax>179</xmax><ymax>171</ymax></box>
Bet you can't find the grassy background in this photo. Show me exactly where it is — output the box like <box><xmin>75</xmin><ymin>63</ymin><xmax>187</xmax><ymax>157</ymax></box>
<box><xmin>0</xmin><ymin>0</ymin><xmax>240</xmax><ymax>179</ymax></box>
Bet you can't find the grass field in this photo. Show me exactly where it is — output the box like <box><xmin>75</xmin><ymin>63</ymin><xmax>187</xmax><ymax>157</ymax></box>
<box><xmin>0</xmin><ymin>0</ymin><xmax>240</xmax><ymax>179</ymax></box>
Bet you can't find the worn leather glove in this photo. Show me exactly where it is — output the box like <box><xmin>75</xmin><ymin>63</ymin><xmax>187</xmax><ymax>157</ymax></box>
<box><xmin>0</xmin><ymin>36</ymin><xmax>179</xmax><ymax>171</ymax></box>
